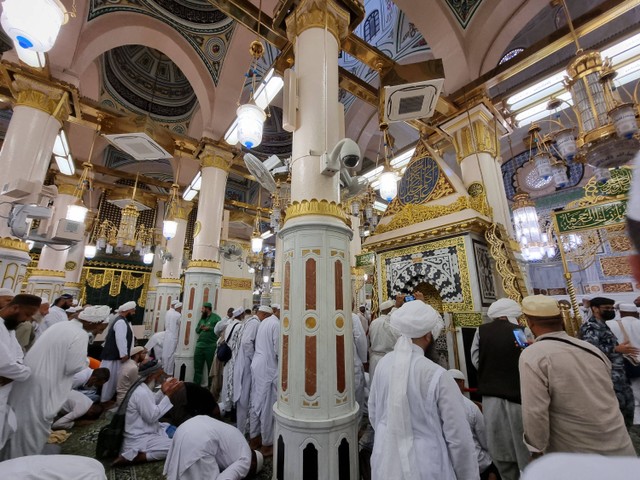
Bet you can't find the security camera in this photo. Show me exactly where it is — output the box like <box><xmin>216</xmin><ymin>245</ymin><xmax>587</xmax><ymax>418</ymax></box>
<box><xmin>321</xmin><ymin>138</ymin><xmax>362</xmax><ymax>176</ymax></box>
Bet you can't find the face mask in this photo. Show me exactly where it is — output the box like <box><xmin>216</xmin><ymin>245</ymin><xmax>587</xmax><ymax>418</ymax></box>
<box><xmin>601</xmin><ymin>310</ymin><xmax>616</xmax><ymax>321</ymax></box>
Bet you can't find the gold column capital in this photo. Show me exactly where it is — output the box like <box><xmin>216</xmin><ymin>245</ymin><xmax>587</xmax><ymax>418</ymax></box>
<box><xmin>12</xmin><ymin>74</ymin><xmax>70</xmax><ymax>124</ymax></box>
<box><xmin>199</xmin><ymin>143</ymin><xmax>234</xmax><ymax>172</ymax></box>
<box><xmin>285</xmin><ymin>0</ymin><xmax>351</xmax><ymax>44</ymax></box>
<box><xmin>440</xmin><ymin>103</ymin><xmax>505</xmax><ymax>163</ymax></box>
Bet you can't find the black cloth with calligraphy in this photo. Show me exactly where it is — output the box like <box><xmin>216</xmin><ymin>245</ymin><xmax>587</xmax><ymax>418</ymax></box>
<box><xmin>579</xmin><ymin>318</ymin><xmax>634</xmax><ymax>425</ymax></box>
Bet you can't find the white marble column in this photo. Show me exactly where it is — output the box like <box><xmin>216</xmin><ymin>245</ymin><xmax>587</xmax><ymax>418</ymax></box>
<box><xmin>155</xmin><ymin>201</ymin><xmax>191</xmax><ymax>333</ymax></box>
<box><xmin>271</xmin><ymin>234</ymin><xmax>284</xmax><ymax>305</ymax></box>
<box><xmin>175</xmin><ymin>145</ymin><xmax>231</xmax><ymax>382</ymax></box>
<box><xmin>144</xmin><ymin>200</ymin><xmax>165</xmax><ymax>337</ymax></box>
<box><xmin>25</xmin><ymin>182</ymin><xmax>77</xmax><ymax>299</ymax></box>
<box><xmin>274</xmin><ymin>2</ymin><xmax>359</xmax><ymax>478</ymax></box>
<box><xmin>0</xmin><ymin>75</ymin><xmax>69</xmax><ymax>292</ymax></box>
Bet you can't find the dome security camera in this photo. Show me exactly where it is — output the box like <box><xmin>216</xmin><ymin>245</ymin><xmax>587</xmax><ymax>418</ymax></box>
<box><xmin>320</xmin><ymin>138</ymin><xmax>362</xmax><ymax>176</ymax></box>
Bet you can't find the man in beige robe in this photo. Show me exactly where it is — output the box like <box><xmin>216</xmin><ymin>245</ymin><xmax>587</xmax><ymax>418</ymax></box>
<box><xmin>519</xmin><ymin>295</ymin><xmax>634</xmax><ymax>456</ymax></box>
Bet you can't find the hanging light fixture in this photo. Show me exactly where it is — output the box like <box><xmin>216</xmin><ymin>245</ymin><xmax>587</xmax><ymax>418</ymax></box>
<box><xmin>548</xmin><ymin>0</ymin><xmax>640</xmax><ymax>169</ymax></box>
<box><xmin>235</xmin><ymin>0</ymin><xmax>268</xmax><ymax>150</ymax></box>
<box><xmin>163</xmin><ymin>145</ymin><xmax>184</xmax><ymax>240</ymax></box>
<box><xmin>143</xmin><ymin>252</ymin><xmax>154</xmax><ymax>265</ymax></box>
<box><xmin>66</xmin><ymin>121</ymin><xmax>101</xmax><ymax>224</ymax></box>
<box><xmin>550</xmin><ymin>159</ymin><xmax>569</xmax><ymax>188</ymax></box>
<box><xmin>84</xmin><ymin>244</ymin><xmax>97</xmax><ymax>259</ymax></box>
<box><xmin>526</xmin><ymin>124</ymin><xmax>555</xmax><ymax>180</ymax></box>
<box><xmin>0</xmin><ymin>0</ymin><xmax>74</xmax><ymax>53</ymax></box>
<box><xmin>376</xmin><ymin>124</ymin><xmax>398</xmax><ymax>202</ymax></box>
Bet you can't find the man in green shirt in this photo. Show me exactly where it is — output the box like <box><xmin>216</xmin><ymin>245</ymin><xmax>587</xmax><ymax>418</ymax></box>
<box><xmin>193</xmin><ymin>302</ymin><xmax>221</xmax><ymax>386</ymax></box>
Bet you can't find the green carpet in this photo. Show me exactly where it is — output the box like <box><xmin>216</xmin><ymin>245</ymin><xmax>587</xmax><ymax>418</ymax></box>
<box><xmin>60</xmin><ymin>418</ymin><xmax>273</xmax><ymax>479</ymax></box>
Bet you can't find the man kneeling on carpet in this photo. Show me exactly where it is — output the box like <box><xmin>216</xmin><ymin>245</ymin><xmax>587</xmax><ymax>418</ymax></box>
<box><xmin>112</xmin><ymin>360</ymin><xmax>181</xmax><ymax>466</ymax></box>
<box><xmin>164</xmin><ymin>394</ymin><xmax>264</xmax><ymax>480</ymax></box>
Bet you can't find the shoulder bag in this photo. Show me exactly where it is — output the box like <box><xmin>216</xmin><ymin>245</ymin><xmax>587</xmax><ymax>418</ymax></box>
<box><xmin>216</xmin><ymin>322</ymin><xmax>240</xmax><ymax>364</ymax></box>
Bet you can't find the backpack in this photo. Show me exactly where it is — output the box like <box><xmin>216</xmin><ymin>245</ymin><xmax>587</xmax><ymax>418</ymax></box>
<box><xmin>95</xmin><ymin>377</ymin><xmax>145</xmax><ymax>460</ymax></box>
<box><xmin>216</xmin><ymin>322</ymin><xmax>240</xmax><ymax>364</ymax></box>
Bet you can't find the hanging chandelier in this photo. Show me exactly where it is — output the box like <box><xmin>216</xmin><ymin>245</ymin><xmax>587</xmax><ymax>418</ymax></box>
<box><xmin>376</xmin><ymin>124</ymin><xmax>398</xmax><ymax>202</ymax></box>
<box><xmin>251</xmin><ymin>195</ymin><xmax>264</xmax><ymax>254</ymax></box>
<box><xmin>544</xmin><ymin>0</ymin><xmax>639</xmax><ymax>170</ymax></box>
<box><xmin>163</xmin><ymin>184</ymin><xmax>180</xmax><ymax>241</ymax></box>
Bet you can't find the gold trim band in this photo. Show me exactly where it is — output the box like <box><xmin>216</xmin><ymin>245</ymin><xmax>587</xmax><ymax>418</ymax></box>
<box><xmin>64</xmin><ymin>282</ymin><xmax>82</xmax><ymax>288</ymax></box>
<box><xmin>285</xmin><ymin>199</ymin><xmax>349</xmax><ymax>225</ymax></box>
<box><xmin>0</xmin><ymin>237</ymin><xmax>30</xmax><ymax>252</ymax></box>
<box><xmin>158</xmin><ymin>278</ymin><xmax>181</xmax><ymax>284</ymax></box>
<box><xmin>187</xmin><ymin>259</ymin><xmax>222</xmax><ymax>270</ymax></box>
<box><xmin>30</xmin><ymin>269</ymin><xmax>66</xmax><ymax>278</ymax></box>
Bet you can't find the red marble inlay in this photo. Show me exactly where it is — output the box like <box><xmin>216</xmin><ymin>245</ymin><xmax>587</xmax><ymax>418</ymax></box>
<box><xmin>166</xmin><ymin>296</ymin><xmax>172</xmax><ymax>310</ymax></box>
<box><xmin>284</xmin><ymin>262</ymin><xmax>290</xmax><ymax>311</ymax></box>
<box><xmin>282</xmin><ymin>334</ymin><xmax>289</xmax><ymax>392</ymax></box>
<box><xmin>184</xmin><ymin>320</ymin><xmax>191</xmax><ymax>346</ymax></box>
<box><xmin>335</xmin><ymin>260</ymin><xmax>343</xmax><ymax>310</ymax></box>
<box><xmin>336</xmin><ymin>335</ymin><xmax>345</xmax><ymax>393</ymax></box>
<box><xmin>156</xmin><ymin>296</ymin><xmax>162</xmax><ymax>310</ymax></box>
<box><xmin>305</xmin><ymin>335</ymin><xmax>317</xmax><ymax>396</ymax></box>
<box><xmin>305</xmin><ymin>259</ymin><xmax>317</xmax><ymax>310</ymax></box>
<box><xmin>204</xmin><ymin>287</ymin><xmax>210</xmax><ymax>304</ymax></box>
<box><xmin>189</xmin><ymin>288</ymin><xmax>195</xmax><ymax>310</ymax></box>
<box><xmin>214</xmin><ymin>288</ymin><xmax>219</xmax><ymax>310</ymax></box>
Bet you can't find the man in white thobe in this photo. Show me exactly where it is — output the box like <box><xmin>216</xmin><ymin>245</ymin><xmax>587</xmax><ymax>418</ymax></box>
<box><xmin>40</xmin><ymin>293</ymin><xmax>73</xmax><ymax>334</ymax></box>
<box><xmin>352</xmin><ymin>309</ymin><xmax>367</xmax><ymax>425</ymax></box>
<box><xmin>100</xmin><ymin>301</ymin><xmax>137</xmax><ymax>403</ymax></box>
<box><xmin>164</xmin><ymin>414</ymin><xmax>264</xmax><ymax>480</ymax></box>
<box><xmin>369</xmin><ymin>299</ymin><xmax>399</xmax><ymax>381</ymax></box>
<box><xmin>0</xmin><ymin>294</ymin><xmax>40</xmax><ymax>450</ymax></box>
<box><xmin>113</xmin><ymin>360</ymin><xmax>181</xmax><ymax>466</ymax></box>
<box><xmin>249</xmin><ymin>305</ymin><xmax>280</xmax><ymax>456</ymax></box>
<box><xmin>52</xmin><ymin>389</ymin><xmax>95</xmax><ymax>430</ymax></box>
<box><xmin>234</xmin><ymin>306</ymin><xmax>265</xmax><ymax>436</ymax></box>
<box><xmin>145</xmin><ymin>330</ymin><xmax>165</xmax><ymax>363</ymax></box>
<box><xmin>607</xmin><ymin>303</ymin><xmax>640</xmax><ymax>425</ymax></box>
<box><xmin>116</xmin><ymin>346</ymin><xmax>147</xmax><ymax>406</ymax></box>
<box><xmin>30</xmin><ymin>296</ymin><xmax>49</xmax><ymax>342</ymax></box>
<box><xmin>220</xmin><ymin>307</ymin><xmax>245</xmax><ymax>414</ymax></box>
<box><xmin>369</xmin><ymin>300</ymin><xmax>478</xmax><ymax>480</ymax></box>
<box><xmin>1</xmin><ymin>311</ymin><xmax>88</xmax><ymax>459</ymax></box>
<box><xmin>0</xmin><ymin>454</ymin><xmax>107</xmax><ymax>479</ymax></box>
<box><xmin>162</xmin><ymin>300</ymin><xmax>182</xmax><ymax>375</ymax></box>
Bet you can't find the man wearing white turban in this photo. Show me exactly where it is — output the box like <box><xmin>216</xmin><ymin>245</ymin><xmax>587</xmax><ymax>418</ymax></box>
<box><xmin>368</xmin><ymin>300</ymin><xmax>478</xmax><ymax>480</ymax></box>
<box><xmin>162</xmin><ymin>300</ymin><xmax>182</xmax><ymax>376</ymax></box>
<box><xmin>100</xmin><ymin>301</ymin><xmax>137</xmax><ymax>403</ymax></box>
<box><xmin>470</xmin><ymin>298</ymin><xmax>530</xmax><ymax>480</ymax></box>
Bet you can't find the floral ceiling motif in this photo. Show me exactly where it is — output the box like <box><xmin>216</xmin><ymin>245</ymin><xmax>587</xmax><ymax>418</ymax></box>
<box><xmin>444</xmin><ymin>0</ymin><xmax>484</xmax><ymax>29</ymax></box>
<box><xmin>88</xmin><ymin>0</ymin><xmax>235</xmax><ymax>85</ymax></box>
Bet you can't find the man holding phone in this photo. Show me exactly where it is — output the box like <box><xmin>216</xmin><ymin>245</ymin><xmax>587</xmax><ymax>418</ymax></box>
<box><xmin>470</xmin><ymin>298</ymin><xmax>530</xmax><ymax>480</ymax></box>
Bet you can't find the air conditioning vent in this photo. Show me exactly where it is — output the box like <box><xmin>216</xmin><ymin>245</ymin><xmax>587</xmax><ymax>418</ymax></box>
<box><xmin>103</xmin><ymin>133</ymin><xmax>173</xmax><ymax>161</ymax></box>
<box><xmin>383</xmin><ymin>79</ymin><xmax>444</xmax><ymax>123</ymax></box>
<box><xmin>107</xmin><ymin>199</ymin><xmax>151</xmax><ymax>211</ymax></box>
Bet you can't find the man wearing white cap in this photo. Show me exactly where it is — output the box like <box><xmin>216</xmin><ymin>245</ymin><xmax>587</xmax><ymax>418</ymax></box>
<box><xmin>116</xmin><ymin>346</ymin><xmax>148</xmax><ymax>406</ymax></box>
<box><xmin>580</xmin><ymin>296</ymin><xmax>593</xmax><ymax>322</ymax></box>
<box><xmin>162</xmin><ymin>300</ymin><xmax>182</xmax><ymax>376</ymax></box>
<box><xmin>369</xmin><ymin>300</ymin><xmax>478</xmax><ymax>479</ymax></box>
<box><xmin>2</xmin><ymin>295</ymin><xmax>88</xmax><ymax>459</ymax></box>
<box><xmin>234</xmin><ymin>306</ymin><xmax>266</xmax><ymax>436</ymax></box>
<box><xmin>30</xmin><ymin>296</ymin><xmax>49</xmax><ymax>342</ymax></box>
<box><xmin>249</xmin><ymin>305</ymin><xmax>280</xmax><ymax>456</ymax></box>
<box><xmin>220</xmin><ymin>307</ymin><xmax>245</xmax><ymax>414</ymax></box>
<box><xmin>470</xmin><ymin>298</ymin><xmax>530</xmax><ymax>480</ymax></box>
<box><xmin>519</xmin><ymin>295</ymin><xmax>634</xmax><ymax>456</ymax></box>
<box><xmin>145</xmin><ymin>330</ymin><xmax>165</xmax><ymax>363</ymax></box>
<box><xmin>0</xmin><ymin>288</ymin><xmax>14</xmax><ymax>309</ymax></box>
<box><xmin>369</xmin><ymin>299</ymin><xmax>400</xmax><ymax>381</ymax></box>
<box><xmin>607</xmin><ymin>303</ymin><xmax>640</xmax><ymax>426</ymax></box>
<box><xmin>40</xmin><ymin>293</ymin><xmax>73</xmax><ymax>334</ymax></box>
<box><xmin>100</xmin><ymin>301</ymin><xmax>137</xmax><ymax>403</ymax></box>
<box><xmin>164</xmin><ymin>412</ymin><xmax>264</xmax><ymax>480</ymax></box>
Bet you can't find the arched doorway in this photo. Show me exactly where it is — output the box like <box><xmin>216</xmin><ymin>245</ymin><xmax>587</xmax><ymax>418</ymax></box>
<box><xmin>407</xmin><ymin>282</ymin><xmax>449</xmax><ymax>369</ymax></box>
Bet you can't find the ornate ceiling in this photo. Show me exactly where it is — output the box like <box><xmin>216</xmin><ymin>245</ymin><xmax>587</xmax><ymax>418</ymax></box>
<box><xmin>88</xmin><ymin>0</ymin><xmax>235</xmax><ymax>85</ymax></box>
<box><xmin>444</xmin><ymin>0</ymin><xmax>484</xmax><ymax>29</ymax></box>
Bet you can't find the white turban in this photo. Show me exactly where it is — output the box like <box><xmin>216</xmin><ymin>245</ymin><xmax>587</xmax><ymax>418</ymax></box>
<box><xmin>258</xmin><ymin>305</ymin><xmax>273</xmax><ymax>314</ymax></box>
<box><xmin>40</xmin><ymin>296</ymin><xmax>49</xmax><ymax>304</ymax></box>
<box><xmin>271</xmin><ymin>304</ymin><xmax>281</xmax><ymax>311</ymax></box>
<box><xmin>487</xmin><ymin>298</ymin><xmax>522</xmax><ymax>325</ymax></box>
<box><xmin>619</xmin><ymin>303</ymin><xmax>638</xmax><ymax>314</ymax></box>
<box><xmin>383</xmin><ymin>300</ymin><xmax>445</xmax><ymax>479</ymax></box>
<box><xmin>233</xmin><ymin>307</ymin><xmax>244</xmax><ymax>318</ymax></box>
<box><xmin>173</xmin><ymin>301</ymin><xmax>183</xmax><ymax>309</ymax></box>
<box><xmin>0</xmin><ymin>288</ymin><xmax>14</xmax><ymax>297</ymax></box>
<box><xmin>379</xmin><ymin>299</ymin><xmax>395</xmax><ymax>313</ymax></box>
<box><xmin>118</xmin><ymin>301</ymin><xmax>137</xmax><ymax>313</ymax></box>
<box><xmin>171</xmin><ymin>300</ymin><xmax>180</xmax><ymax>307</ymax></box>
<box><xmin>78</xmin><ymin>305</ymin><xmax>111</xmax><ymax>323</ymax></box>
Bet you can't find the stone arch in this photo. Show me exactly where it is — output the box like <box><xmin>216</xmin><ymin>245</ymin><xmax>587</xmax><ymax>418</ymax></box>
<box><xmin>69</xmin><ymin>12</ymin><xmax>216</xmax><ymax>138</ymax></box>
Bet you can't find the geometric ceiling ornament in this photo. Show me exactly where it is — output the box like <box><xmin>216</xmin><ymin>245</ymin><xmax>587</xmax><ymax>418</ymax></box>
<box><xmin>444</xmin><ymin>0</ymin><xmax>484</xmax><ymax>29</ymax></box>
<box><xmin>88</xmin><ymin>0</ymin><xmax>235</xmax><ymax>85</ymax></box>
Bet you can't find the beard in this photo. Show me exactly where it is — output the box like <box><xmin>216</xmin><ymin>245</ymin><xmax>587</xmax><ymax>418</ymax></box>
<box><xmin>3</xmin><ymin>314</ymin><xmax>20</xmax><ymax>331</ymax></box>
<box><xmin>424</xmin><ymin>341</ymin><xmax>439</xmax><ymax>363</ymax></box>
<box><xmin>146</xmin><ymin>379</ymin><xmax>157</xmax><ymax>390</ymax></box>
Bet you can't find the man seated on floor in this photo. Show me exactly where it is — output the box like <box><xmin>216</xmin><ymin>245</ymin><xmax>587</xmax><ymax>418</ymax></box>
<box><xmin>164</xmin><ymin>400</ymin><xmax>264</xmax><ymax>480</ymax></box>
<box><xmin>73</xmin><ymin>367</ymin><xmax>110</xmax><ymax>403</ymax></box>
<box><xmin>112</xmin><ymin>360</ymin><xmax>181</xmax><ymax>466</ymax></box>
<box><xmin>115</xmin><ymin>346</ymin><xmax>147</xmax><ymax>406</ymax></box>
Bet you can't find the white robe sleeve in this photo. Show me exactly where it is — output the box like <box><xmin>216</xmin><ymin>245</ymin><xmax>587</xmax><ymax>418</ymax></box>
<box><xmin>435</xmin><ymin>374</ymin><xmax>480</xmax><ymax>480</ymax></box>
<box><xmin>271</xmin><ymin>321</ymin><xmax>280</xmax><ymax>361</ymax></box>
<box><xmin>0</xmin><ymin>338</ymin><xmax>30</xmax><ymax>382</ymax></box>
<box><xmin>114</xmin><ymin>320</ymin><xmax>129</xmax><ymax>358</ymax></box>
<box><xmin>136</xmin><ymin>390</ymin><xmax>173</xmax><ymax>425</ymax></box>
<box><xmin>470</xmin><ymin>329</ymin><xmax>480</xmax><ymax>370</ymax></box>
<box><xmin>352</xmin><ymin>315</ymin><xmax>367</xmax><ymax>364</ymax></box>
<box><xmin>65</xmin><ymin>330</ymin><xmax>89</xmax><ymax>376</ymax></box>
<box><xmin>471</xmin><ymin>401</ymin><xmax>490</xmax><ymax>453</ymax></box>
<box><xmin>218</xmin><ymin>446</ymin><xmax>252</xmax><ymax>480</ymax></box>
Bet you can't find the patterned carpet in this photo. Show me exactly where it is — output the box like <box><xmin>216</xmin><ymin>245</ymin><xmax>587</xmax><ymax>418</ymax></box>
<box><xmin>60</xmin><ymin>418</ymin><xmax>273</xmax><ymax>479</ymax></box>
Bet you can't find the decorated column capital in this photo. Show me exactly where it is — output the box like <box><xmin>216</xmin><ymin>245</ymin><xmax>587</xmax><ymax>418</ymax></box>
<box><xmin>12</xmin><ymin>74</ymin><xmax>70</xmax><ymax>124</ymax></box>
<box><xmin>285</xmin><ymin>0</ymin><xmax>352</xmax><ymax>44</ymax></box>
<box><xmin>440</xmin><ymin>104</ymin><xmax>505</xmax><ymax>164</ymax></box>
<box><xmin>199</xmin><ymin>143</ymin><xmax>234</xmax><ymax>172</ymax></box>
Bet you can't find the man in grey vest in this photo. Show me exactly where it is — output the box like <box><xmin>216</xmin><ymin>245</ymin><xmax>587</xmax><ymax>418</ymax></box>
<box><xmin>471</xmin><ymin>298</ymin><xmax>530</xmax><ymax>480</ymax></box>
<box><xmin>100</xmin><ymin>301</ymin><xmax>136</xmax><ymax>403</ymax></box>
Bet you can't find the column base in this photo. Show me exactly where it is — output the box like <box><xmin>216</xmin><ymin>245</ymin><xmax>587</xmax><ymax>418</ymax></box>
<box><xmin>273</xmin><ymin>406</ymin><xmax>359</xmax><ymax>480</ymax></box>
<box><xmin>25</xmin><ymin>270</ymin><xmax>66</xmax><ymax>299</ymax></box>
<box><xmin>0</xmin><ymin>239</ymin><xmax>31</xmax><ymax>293</ymax></box>
<box><xmin>175</xmin><ymin>267</ymin><xmax>222</xmax><ymax>383</ymax></box>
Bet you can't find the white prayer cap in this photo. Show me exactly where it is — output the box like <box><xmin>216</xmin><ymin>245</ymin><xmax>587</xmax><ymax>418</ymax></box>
<box><xmin>71</xmin><ymin>299</ymin><xmax>79</xmax><ymax>306</ymax></box>
<box><xmin>258</xmin><ymin>305</ymin><xmax>273</xmax><ymax>314</ymax></box>
<box><xmin>130</xmin><ymin>346</ymin><xmax>145</xmax><ymax>356</ymax></box>
<box><xmin>66</xmin><ymin>306</ymin><xmax>81</xmax><ymax>314</ymax></box>
<box><xmin>173</xmin><ymin>301</ymin><xmax>183</xmax><ymax>309</ymax></box>
<box><xmin>254</xmin><ymin>450</ymin><xmax>264</xmax><ymax>473</ymax></box>
<box><xmin>448</xmin><ymin>369</ymin><xmax>466</xmax><ymax>381</ymax></box>
<box><xmin>233</xmin><ymin>307</ymin><xmax>244</xmax><ymax>318</ymax></box>
<box><xmin>171</xmin><ymin>300</ymin><xmax>180</xmax><ymax>307</ymax></box>
<box><xmin>582</xmin><ymin>295</ymin><xmax>592</xmax><ymax>302</ymax></box>
<box><xmin>271</xmin><ymin>304</ymin><xmax>281</xmax><ymax>310</ymax></box>
<box><xmin>379</xmin><ymin>299</ymin><xmax>395</xmax><ymax>312</ymax></box>
<box><xmin>40</xmin><ymin>296</ymin><xmax>49</xmax><ymax>304</ymax></box>
<box><xmin>619</xmin><ymin>303</ymin><xmax>638</xmax><ymax>313</ymax></box>
<box><xmin>390</xmin><ymin>300</ymin><xmax>444</xmax><ymax>340</ymax></box>
<box><xmin>78</xmin><ymin>305</ymin><xmax>111</xmax><ymax>323</ymax></box>
<box><xmin>0</xmin><ymin>288</ymin><xmax>14</xmax><ymax>297</ymax></box>
<box><xmin>488</xmin><ymin>298</ymin><xmax>522</xmax><ymax>324</ymax></box>
<box><xmin>118</xmin><ymin>301</ymin><xmax>137</xmax><ymax>312</ymax></box>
